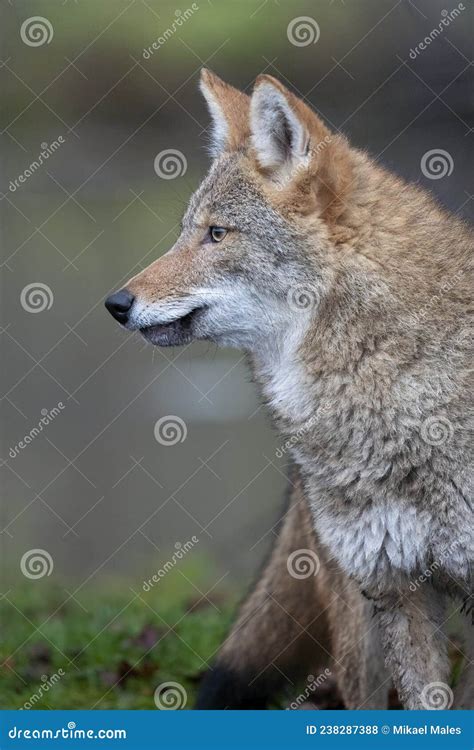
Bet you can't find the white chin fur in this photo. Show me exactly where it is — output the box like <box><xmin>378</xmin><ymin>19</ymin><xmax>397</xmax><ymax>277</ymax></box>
<box><xmin>127</xmin><ymin>295</ymin><xmax>205</xmax><ymax>330</ymax></box>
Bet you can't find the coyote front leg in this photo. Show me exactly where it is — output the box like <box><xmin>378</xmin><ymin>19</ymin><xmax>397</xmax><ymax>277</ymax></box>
<box><xmin>322</xmin><ymin>573</ymin><xmax>388</xmax><ymax>709</ymax></box>
<box><xmin>374</xmin><ymin>586</ymin><xmax>450</xmax><ymax>709</ymax></box>
<box><xmin>196</xmin><ymin>476</ymin><xmax>330</xmax><ymax>708</ymax></box>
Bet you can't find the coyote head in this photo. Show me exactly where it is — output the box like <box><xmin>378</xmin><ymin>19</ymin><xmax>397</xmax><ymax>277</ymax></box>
<box><xmin>105</xmin><ymin>70</ymin><xmax>352</xmax><ymax>352</ymax></box>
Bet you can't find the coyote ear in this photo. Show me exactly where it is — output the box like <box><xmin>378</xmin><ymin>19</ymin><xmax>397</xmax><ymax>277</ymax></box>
<box><xmin>250</xmin><ymin>75</ymin><xmax>352</xmax><ymax>229</ymax></box>
<box><xmin>250</xmin><ymin>75</ymin><xmax>311</xmax><ymax>172</ymax></box>
<box><xmin>199</xmin><ymin>69</ymin><xmax>250</xmax><ymax>157</ymax></box>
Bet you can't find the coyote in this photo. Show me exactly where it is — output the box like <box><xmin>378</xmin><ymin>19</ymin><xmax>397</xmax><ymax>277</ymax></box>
<box><xmin>105</xmin><ymin>70</ymin><xmax>473</xmax><ymax>710</ymax></box>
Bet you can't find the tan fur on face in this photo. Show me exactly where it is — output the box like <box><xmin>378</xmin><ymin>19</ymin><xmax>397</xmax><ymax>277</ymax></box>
<box><xmin>126</xmin><ymin>236</ymin><xmax>205</xmax><ymax>302</ymax></box>
<box><xmin>126</xmin><ymin>73</ymin><xmax>355</xmax><ymax>304</ymax></box>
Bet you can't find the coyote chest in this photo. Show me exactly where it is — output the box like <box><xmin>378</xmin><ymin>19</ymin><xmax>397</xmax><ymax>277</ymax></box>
<box><xmin>312</xmin><ymin>498</ymin><xmax>429</xmax><ymax>587</ymax></box>
<box><xmin>258</xmin><ymin>344</ymin><xmax>468</xmax><ymax>590</ymax></box>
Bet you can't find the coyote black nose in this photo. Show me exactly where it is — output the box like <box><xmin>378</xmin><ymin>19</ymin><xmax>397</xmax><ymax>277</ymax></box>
<box><xmin>105</xmin><ymin>288</ymin><xmax>135</xmax><ymax>323</ymax></box>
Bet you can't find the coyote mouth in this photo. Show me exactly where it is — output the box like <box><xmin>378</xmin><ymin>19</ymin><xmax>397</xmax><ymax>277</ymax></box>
<box><xmin>139</xmin><ymin>305</ymin><xmax>206</xmax><ymax>346</ymax></box>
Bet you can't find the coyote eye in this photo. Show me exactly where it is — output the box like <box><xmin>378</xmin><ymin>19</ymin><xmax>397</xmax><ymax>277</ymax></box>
<box><xmin>209</xmin><ymin>226</ymin><xmax>227</xmax><ymax>243</ymax></box>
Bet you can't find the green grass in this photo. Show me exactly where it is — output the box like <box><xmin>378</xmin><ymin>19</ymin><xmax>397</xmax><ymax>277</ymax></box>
<box><xmin>1</xmin><ymin>562</ymin><xmax>466</xmax><ymax>711</ymax></box>
<box><xmin>0</xmin><ymin>560</ymin><xmax>237</xmax><ymax>710</ymax></box>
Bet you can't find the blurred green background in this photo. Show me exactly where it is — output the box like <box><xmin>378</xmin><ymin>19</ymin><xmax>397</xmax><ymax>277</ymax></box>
<box><xmin>1</xmin><ymin>0</ymin><xmax>472</xmax><ymax>709</ymax></box>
